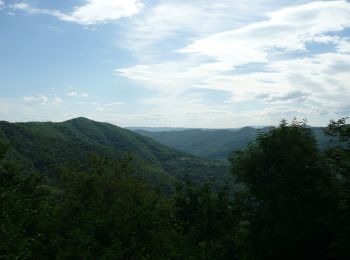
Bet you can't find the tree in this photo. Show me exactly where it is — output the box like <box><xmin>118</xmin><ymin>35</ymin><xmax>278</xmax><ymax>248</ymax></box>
<box><xmin>324</xmin><ymin>118</ymin><xmax>350</xmax><ymax>258</ymax></box>
<box><xmin>325</xmin><ymin>118</ymin><xmax>350</xmax><ymax>143</ymax></box>
<box><xmin>230</xmin><ymin>119</ymin><xmax>334</xmax><ymax>259</ymax></box>
<box><xmin>0</xmin><ymin>144</ymin><xmax>181</xmax><ymax>259</ymax></box>
<box><xmin>0</xmin><ymin>141</ymin><xmax>50</xmax><ymax>259</ymax></box>
<box><xmin>173</xmin><ymin>182</ymin><xmax>239</xmax><ymax>259</ymax></box>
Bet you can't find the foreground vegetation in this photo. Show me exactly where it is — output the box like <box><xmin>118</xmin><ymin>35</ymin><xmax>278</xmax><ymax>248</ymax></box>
<box><xmin>1</xmin><ymin>118</ymin><xmax>349</xmax><ymax>259</ymax></box>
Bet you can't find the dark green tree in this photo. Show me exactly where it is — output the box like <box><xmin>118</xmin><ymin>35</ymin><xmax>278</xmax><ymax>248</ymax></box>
<box><xmin>0</xmin><ymin>141</ymin><xmax>51</xmax><ymax>259</ymax></box>
<box><xmin>325</xmin><ymin>118</ymin><xmax>350</xmax><ymax>142</ymax></box>
<box><xmin>35</xmin><ymin>155</ymin><xmax>181</xmax><ymax>259</ymax></box>
<box><xmin>324</xmin><ymin>118</ymin><xmax>350</xmax><ymax>258</ymax></box>
<box><xmin>0</xmin><ymin>143</ymin><xmax>181</xmax><ymax>259</ymax></box>
<box><xmin>173</xmin><ymin>182</ymin><xmax>239</xmax><ymax>259</ymax></box>
<box><xmin>230</xmin><ymin>119</ymin><xmax>334</xmax><ymax>260</ymax></box>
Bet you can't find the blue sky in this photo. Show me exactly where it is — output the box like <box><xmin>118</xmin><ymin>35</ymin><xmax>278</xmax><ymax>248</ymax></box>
<box><xmin>0</xmin><ymin>0</ymin><xmax>350</xmax><ymax>127</ymax></box>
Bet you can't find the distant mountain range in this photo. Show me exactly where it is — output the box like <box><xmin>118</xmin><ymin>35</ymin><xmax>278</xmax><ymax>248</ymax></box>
<box><xmin>134</xmin><ymin>126</ymin><xmax>338</xmax><ymax>160</ymax></box>
<box><xmin>126</xmin><ymin>126</ymin><xmax>266</xmax><ymax>132</ymax></box>
<box><xmin>126</xmin><ymin>127</ymin><xmax>198</xmax><ymax>132</ymax></box>
<box><xmin>0</xmin><ymin>118</ymin><xmax>231</xmax><ymax>191</ymax></box>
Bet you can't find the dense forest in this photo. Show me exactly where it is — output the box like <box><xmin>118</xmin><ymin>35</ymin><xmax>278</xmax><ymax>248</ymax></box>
<box><xmin>0</xmin><ymin>118</ymin><xmax>231</xmax><ymax>191</ymax></box>
<box><xmin>1</xmin><ymin>118</ymin><xmax>350</xmax><ymax>259</ymax></box>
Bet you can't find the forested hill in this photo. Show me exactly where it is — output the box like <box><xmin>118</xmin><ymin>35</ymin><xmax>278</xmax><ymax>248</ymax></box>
<box><xmin>135</xmin><ymin>127</ymin><xmax>269</xmax><ymax>160</ymax></box>
<box><xmin>0</xmin><ymin>117</ymin><xmax>230</xmax><ymax>190</ymax></box>
<box><xmin>135</xmin><ymin>126</ymin><xmax>336</xmax><ymax>160</ymax></box>
<box><xmin>1</xmin><ymin>118</ymin><xmax>350</xmax><ymax>259</ymax></box>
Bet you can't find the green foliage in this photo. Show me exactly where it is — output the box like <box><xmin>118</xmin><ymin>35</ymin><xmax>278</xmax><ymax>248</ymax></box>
<box><xmin>0</xmin><ymin>139</ymin><xmax>238</xmax><ymax>259</ymax></box>
<box><xmin>230</xmin><ymin>119</ymin><xmax>335</xmax><ymax>259</ymax></box>
<box><xmin>324</xmin><ymin>118</ymin><xmax>350</xmax><ymax>258</ymax></box>
<box><xmin>0</xmin><ymin>140</ymin><xmax>10</xmax><ymax>160</ymax></box>
<box><xmin>0</xmin><ymin>142</ymin><xmax>49</xmax><ymax>259</ymax></box>
<box><xmin>46</xmin><ymin>159</ymin><xmax>180</xmax><ymax>259</ymax></box>
<box><xmin>2</xmin><ymin>117</ymin><xmax>350</xmax><ymax>259</ymax></box>
<box><xmin>173</xmin><ymin>182</ymin><xmax>239</xmax><ymax>259</ymax></box>
<box><xmin>0</xmin><ymin>118</ymin><xmax>230</xmax><ymax>191</ymax></box>
<box><xmin>0</xmin><ymin>151</ymin><xmax>180</xmax><ymax>259</ymax></box>
<box><xmin>325</xmin><ymin>118</ymin><xmax>350</xmax><ymax>142</ymax></box>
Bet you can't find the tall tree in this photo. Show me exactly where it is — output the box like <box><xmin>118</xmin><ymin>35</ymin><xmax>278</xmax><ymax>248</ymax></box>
<box><xmin>230</xmin><ymin>119</ymin><xmax>334</xmax><ymax>259</ymax></box>
<box><xmin>324</xmin><ymin>118</ymin><xmax>350</xmax><ymax>258</ymax></box>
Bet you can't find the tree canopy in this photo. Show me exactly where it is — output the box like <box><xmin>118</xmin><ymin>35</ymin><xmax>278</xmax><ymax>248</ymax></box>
<box><xmin>1</xmin><ymin>118</ymin><xmax>350</xmax><ymax>259</ymax></box>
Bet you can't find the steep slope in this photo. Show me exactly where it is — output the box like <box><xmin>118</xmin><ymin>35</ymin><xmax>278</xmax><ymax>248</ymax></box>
<box><xmin>0</xmin><ymin>118</ymin><xmax>230</xmax><ymax>190</ymax></box>
<box><xmin>136</xmin><ymin>126</ymin><xmax>337</xmax><ymax>160</ymax></box>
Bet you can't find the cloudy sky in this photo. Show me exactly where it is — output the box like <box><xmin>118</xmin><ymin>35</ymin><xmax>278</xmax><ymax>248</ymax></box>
<box><xmin>0</xmin><ymin>0</ymin><xmax>350</xmax><ymax>127</ymax></box>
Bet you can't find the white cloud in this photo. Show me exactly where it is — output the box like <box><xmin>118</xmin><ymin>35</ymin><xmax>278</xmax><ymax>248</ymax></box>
<box><xmin>24</xmin><ymin>95</ymin><xmax>48</xmax><ymax>105</ymax></box>
<box><xmin>179</xmin><ymin>1</ymin><xmax>350</xmax><ymax>64</ymax></box>
<box><xmin>124</xmin><ymin>0</ymin><xmax>312</xmax><ymax>52</ymax></box>
<box><xmin>62</xmin><ymin>0</ymin><xmax>144</xmax><ymax>25</ymax></box>
<box><xmin>53</xmin><ymin>97</ymin><xmax>63</xmax><ymax>105</ymax></box>
<box><xmin>117</xmin><ymin>0</ymin><xmax>350</xmax><ymax>125</ymax></box>
<box><xmin>11</xmin><ymin>0</ymin><xmax>144</xmax><ymax>25</ymax></box>
<box><xmin>10</xmin><ymin>3</ymin><xmax>71</xmax><ymax>20</ymax></box>
<box><xmin>125</xmin><ymin>2</ymin><xmax>228</xmax><ymax>49</ymax></box>
<box><xmin>92</xmin><ymin>101</ymin><xmax>124</xmax><ymax>112</ymax></box>
<box><xmin>0</xmin><ymin>0</ymin><xmax>4</xmax><ymax>9</ymax></box>
<box><xmin>5</xmin><ymin>1</ymin><xmax>350</xmax><ymax>127</ymax></box>
<box><xmin>23</xmin><ymin>96</ymin><xmax>35</xmax><ymax>102</ymax></box>
<box><xmin>23</xmin><ymin>95</ymin><xmax>62</xmax><ymax>106</ymax></box>
<box><xmin>105</xmin><ymin>102</ymin><xmax>124</xmax><ymax>106</ymax></box>
<box><xmin>258</xmin><ymin>91</ymin><xmax>310</xmax><ymax>104</ymax></box>
<box><xmin>120</xmin><ymin>1</ymin><xmax>350</xmax><ymax>90</ymax></box>
<box><xmin>67</xmin><ymin>91</ymin><xmax>78</xmax><ymax>97</ymax></box>
<box><xmin>67</xmin><ymin>91</ymin><xmax>89</xmax><ymax>98</ymax></box>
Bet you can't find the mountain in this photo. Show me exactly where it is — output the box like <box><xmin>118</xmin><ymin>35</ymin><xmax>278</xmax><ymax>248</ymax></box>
<box><xmin>135</xmin><ymin>126</ymin><xmax>338</xmax><ymax>160</ymax></box>
<box><xmin>126</xmin><ymin>127</ymin><xmax>195</xmax><ymax>132</ymax></box>
<box><xmin>126</xmin><ymin>127</ymin><xmax>241</xmax><ymax>132</ymax></box>
<box><xmin>0</xmin><ymin>118</ymin><xmax>231</xmax><ymax>190</ymax></box>
<box><xmin>134</xmin><ymin>127</ymin><xmax>267</xmax><ymax>160</ymax></box>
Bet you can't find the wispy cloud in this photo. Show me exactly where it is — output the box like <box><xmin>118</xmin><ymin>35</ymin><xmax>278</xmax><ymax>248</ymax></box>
<box><xmin>11</xmin><ymin>0</ymin><xmax>144</xmax><ymax>25</ymax></box>
<box><xmin>123</xmin><ymin>0</ymin><xmax>311</xmax><ymax>52</ymax></box>
<box><xmin>67</xmin><ymin>92</ymin><xmax>78</xmax><ymax>97</ymax></box>
<box><xmin>24</xmin><ymin>95</ymin><xmax>63</xmax><ymax>106</ymax></box>
<box><xmin>105</xmin><ymin>102</ymin><xmax>124</xmax><ymax>106</ymax></box>
<box><xmin>3</xmin><ymin>0</ymin><xmax>350</xmax><ymax>127</ymax></box>
<box><xmin>257</xmin><ymin>90</ymin><xmax>310</xmax><ymax>104</ymax></box>
<box><xmin>92</xmin><ymin>101</ymin><xmax>124</xmax><ymax>112</ymax></box>
<box><xmin>117</xmin><ymin>0</ymin><xmax>350</xmax><ymax>125</ymax></box>
<box><xmin>179</xmin><ymin>1</ymin><xmax>350</xmax><ymax>61</ymax></box>
<box><xmin>67</xmin><ymin>91</ymin><xmax>89</xmax><ymax>98</ymax></box>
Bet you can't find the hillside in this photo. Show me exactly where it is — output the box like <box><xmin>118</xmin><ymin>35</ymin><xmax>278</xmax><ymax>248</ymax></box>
<box><xmin>136</xmin><ymin>126</ymin><xmax>337</xmax><ymax>160</ymax></box>
<box><xmin>0</xmin><ymin>118</ymin><xmax>231</xmax><ymax>190</ymax></box>
<box><xmin>135</xmin><ymin>127</ymin><xmax>268</xmax><ymax>160</ymax></box>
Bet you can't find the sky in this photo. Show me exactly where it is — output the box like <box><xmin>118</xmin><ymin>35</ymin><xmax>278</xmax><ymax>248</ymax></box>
<box><xmin>0</xmin><ymin>0</ymin><xmax>350</xmax><ymax>128</ymax></box>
